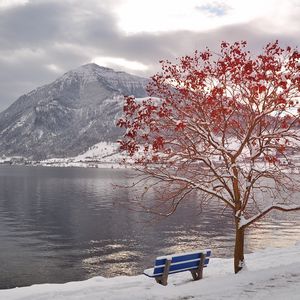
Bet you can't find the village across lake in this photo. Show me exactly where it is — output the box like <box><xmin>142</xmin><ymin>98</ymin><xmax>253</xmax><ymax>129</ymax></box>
<box><xmin>0</xmin><ymin>165</ymin><xmax>299</xmax><ymax>289</ymax></box>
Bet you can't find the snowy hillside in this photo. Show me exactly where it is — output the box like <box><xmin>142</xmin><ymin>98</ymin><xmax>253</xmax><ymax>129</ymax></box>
<box><xmin>1</xmin><ymin>243</ymin><xmax>300</xmax><ymax>299</ymax></box>
<box><xmin>40</xmin><ymin>142</ymin><xmax>126</xmax><ymax>168</ymax></box>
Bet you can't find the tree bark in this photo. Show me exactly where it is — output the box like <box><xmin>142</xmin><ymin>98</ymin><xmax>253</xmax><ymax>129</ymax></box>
<box><xmin>234</xmin><ymin>221</ymin><xmax>245</xmax><ymax>274</ymax></box>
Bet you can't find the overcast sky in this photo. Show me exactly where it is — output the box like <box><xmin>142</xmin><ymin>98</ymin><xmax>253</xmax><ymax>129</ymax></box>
<box><xmin>0</xmin><ymin>0</ymin><xmax>299</xmax><ymax>111</ymax></box>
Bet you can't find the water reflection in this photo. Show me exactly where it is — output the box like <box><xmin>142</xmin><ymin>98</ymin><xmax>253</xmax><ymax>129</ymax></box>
<box><xmin>245</xmin><ymin>213</ymin><xmax>300</xmax><ymax>251</ymax></box>
<box><xmin>0</xmin><ymin>165</ymin><xmax>299</xmax><ymax>289</ymax></box>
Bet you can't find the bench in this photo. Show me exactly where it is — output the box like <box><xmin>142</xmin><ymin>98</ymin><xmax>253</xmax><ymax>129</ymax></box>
<box><xmin>143</xmin><ymin>249</ymin><xmax>211</xmax><ymax>286</ymax></box>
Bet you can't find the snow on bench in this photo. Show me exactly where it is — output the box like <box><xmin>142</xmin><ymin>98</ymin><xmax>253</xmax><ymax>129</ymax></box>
<box><xmin>143</xmin><ymin>249</ymin><xmax>212</xmax><ymax>286</ymax></box>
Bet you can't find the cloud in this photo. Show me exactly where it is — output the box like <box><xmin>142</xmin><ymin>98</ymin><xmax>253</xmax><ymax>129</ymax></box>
<box><xmin>0</xmin><ymin>1</ymin><xmax>68</xmax><ymax>49</ymax></box>
<box><xmin>0</xmin><ymin>0</ymin><xmax>29</xmax><ymax>9</ymax></box>
<box><xmin>92</xmin><ymin>56</ymin><xmax>149</xmax><ymax>71</ymax></box>
<box><xmin>0</xmin><ymin>0</ymin><xmax>299</xmax><ymax>111</ymax></box>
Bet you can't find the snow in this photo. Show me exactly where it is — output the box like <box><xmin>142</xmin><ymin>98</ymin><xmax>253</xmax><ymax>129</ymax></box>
<box><xmin>59</xmin><ymin>63</ymin><xmax>148</xmax><ymax>92</ymax></box>
<box><xmin>40</xmin><ymin>142</ymin><xmax>126</xmax><ymax>168</ymax></box>
<box><xmin>39</xmin><ymin>141</ymin><xmax>158</xmax><ymax>168</ymax></box>
<box><xmin>1</xmin><ymin>243</ymin><xmax>300</xmax><ymax>299</ymax></box>
<box><xmin>239</xmin><ymin>204</ymin><xmax>300</xmax><ymax>229</ymax></box>
<box><xmin>74</xmin><ymin>142</ymin><xmax>119</xmax><ymax>161</ymax></box>
<box><xmin>239</xmin><ymin>215</ymin><xmax>248</xmax><ymax>228</ymax></box>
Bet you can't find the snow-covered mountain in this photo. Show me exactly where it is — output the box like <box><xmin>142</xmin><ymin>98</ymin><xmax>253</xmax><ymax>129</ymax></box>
<box><xmin>0</xmin><ymin>64</ymin><xmax>148</xmax><ymax>159</ymax></box>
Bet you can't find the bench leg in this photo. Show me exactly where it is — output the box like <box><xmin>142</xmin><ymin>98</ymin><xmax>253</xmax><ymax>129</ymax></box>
<box><xmin>155</xmin><ymin>259</ymin><xmax>171</xmax><ymax>286</ymax></box>
<box><xmin>190</xmin><ymin>253</ymin><xmax>206</xmax><ymax>281</ymax></box>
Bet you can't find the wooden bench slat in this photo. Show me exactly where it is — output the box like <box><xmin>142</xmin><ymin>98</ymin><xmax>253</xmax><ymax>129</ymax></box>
<box><xmin>155</xmin><ymin>249</ymin><xmax>211</xmax><ymax>263</ymax></box>
<box><xmin>155</xmin><ymin>250</ymin><xmax>211</xmax><ymax>266</ymax></box>
<box><xmin>154</xmin><ymin>256</ymin><xmax>210</xmax><ymax>268</ymax></box>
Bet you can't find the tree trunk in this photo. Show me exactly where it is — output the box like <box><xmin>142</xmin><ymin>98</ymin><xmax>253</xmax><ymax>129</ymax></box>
<box><xmin>234</xmin><ymin>221</ymin><xmax>245</xmax><ymax>274</ymax></box>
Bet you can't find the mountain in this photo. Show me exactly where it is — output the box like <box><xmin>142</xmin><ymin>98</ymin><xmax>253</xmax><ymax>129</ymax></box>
<box><xmin>0</xmin><ymin>64</ymin><xmax>148</xmax><ymax>160</ymax></box>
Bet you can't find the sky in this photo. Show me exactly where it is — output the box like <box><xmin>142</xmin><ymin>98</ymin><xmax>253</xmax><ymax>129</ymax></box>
<box><xmin>0</xmin><ymin>0</ymin><xmax>299</xmax><ymax>111</ymax></box>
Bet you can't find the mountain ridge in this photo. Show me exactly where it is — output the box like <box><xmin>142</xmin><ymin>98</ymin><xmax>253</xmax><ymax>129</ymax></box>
<box><xmin>0</xmin><ymin>63</ymin><xmax>149</xmax><ymax>159</ymax></box>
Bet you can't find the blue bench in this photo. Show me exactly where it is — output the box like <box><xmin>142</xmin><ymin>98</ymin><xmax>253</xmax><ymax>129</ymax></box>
<box><xmin>143</xmin><ymin>249</ymin><xmax>211</xmax><ymax>286</ymax></box>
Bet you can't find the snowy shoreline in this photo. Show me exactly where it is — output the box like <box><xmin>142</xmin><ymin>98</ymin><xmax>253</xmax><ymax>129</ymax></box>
<box><xmin>0</xmin><ymin>142</ymin><xmax>128</xmax><ymax>169</ymax></box>
<box><xmin>1</xmin><ymin>141</ymin><xmax>300</xmax><ymax>171</ymax></box>
<box><xmin>1</xmin><ymin>243</ymin><xmax>300</xmax><ymax>300</ymax></box>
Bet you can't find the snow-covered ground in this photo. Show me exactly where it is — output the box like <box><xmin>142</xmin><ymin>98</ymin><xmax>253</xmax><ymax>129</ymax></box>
<box><xmin>38</xmin><ymin>141</ymin><xmax>151</xmax><ymax>168</ymax></box>
<box><xmin>39</xmin><ymin>142</ymin><xmax>126</xmax><ymax>168</ymax></box>
<box><xmin>2</xmin><ymin>243</ymin><xmax>300</xmax><ymax>300</ymax></box>
<box><xmin>2</xmin><ymin>138</ymin><xmax>300</xmax><ymax>171</ymax></box>
<box><xmin>11</xmin><ymin>141</ymin><xmax>297</xmax><ymax>172</ymax></box>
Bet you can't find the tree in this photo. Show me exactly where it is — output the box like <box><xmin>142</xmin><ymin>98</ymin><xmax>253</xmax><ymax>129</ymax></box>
<box><xmin>117</xmin><ymin>41</ymin><xmax>300</xmax><ymax>273</ymax></box>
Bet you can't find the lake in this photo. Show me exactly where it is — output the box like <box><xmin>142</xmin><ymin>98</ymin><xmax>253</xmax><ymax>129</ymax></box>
<box><xmin>0</xmin><ymin>165</ymin><xmax>299</xmax><ymax>289</ymax></box>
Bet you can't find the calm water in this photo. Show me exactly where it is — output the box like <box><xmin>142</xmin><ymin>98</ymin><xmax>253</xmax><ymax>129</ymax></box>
<box><xmin>0</xmin><ymin>165</ymin><xmax>299</xmax><ymax>289</ymax></box>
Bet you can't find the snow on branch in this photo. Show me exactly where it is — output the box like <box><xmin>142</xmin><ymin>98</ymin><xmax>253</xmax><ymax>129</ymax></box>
<box><xmin>239</xmin><ymin>204</ymin><xmax>300</xmax><ymax>229</ymax></box>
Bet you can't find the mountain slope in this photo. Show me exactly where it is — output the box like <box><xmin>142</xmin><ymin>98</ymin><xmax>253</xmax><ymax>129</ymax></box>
<box><xmin>0</xmin><ymin>64</ymin><xmax>148</xmax><ymax>159</ymax></box>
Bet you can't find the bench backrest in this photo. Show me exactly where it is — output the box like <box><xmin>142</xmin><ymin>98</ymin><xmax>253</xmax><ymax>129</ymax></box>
<box><xmin>153</xmin><ymin>249</ymin><xmax>211</xmax><ymax>276</ymax></box>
